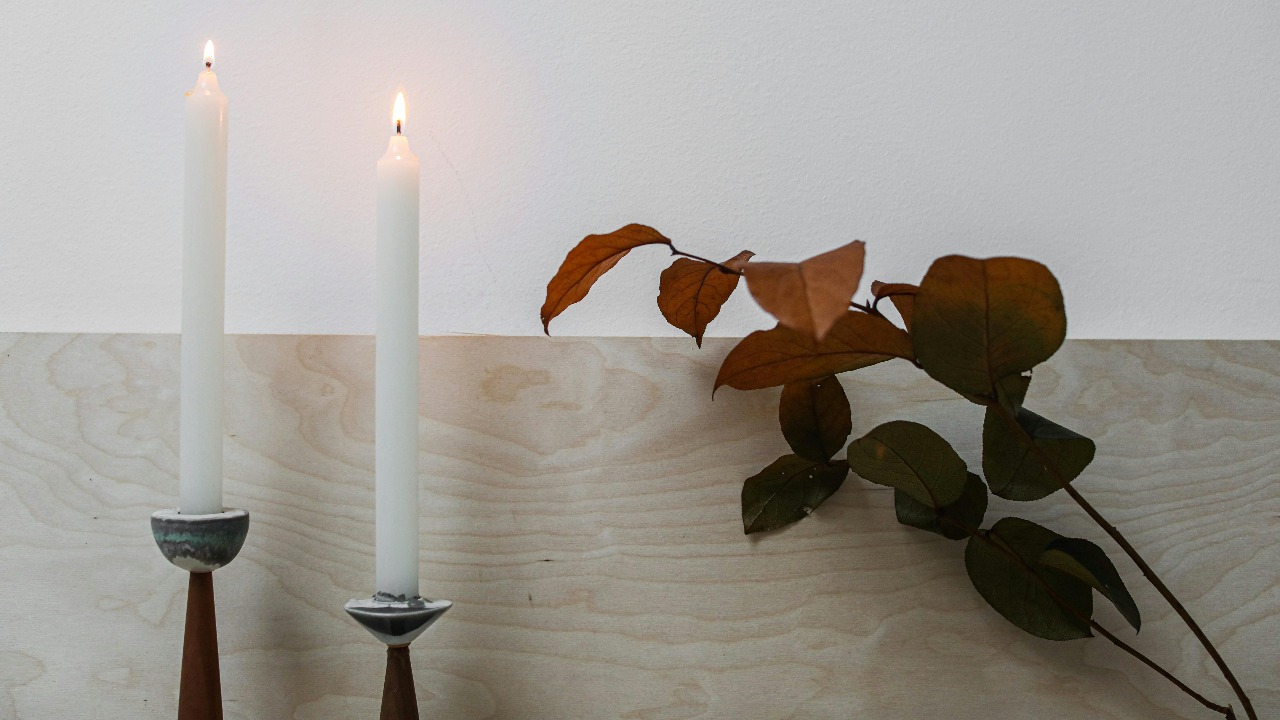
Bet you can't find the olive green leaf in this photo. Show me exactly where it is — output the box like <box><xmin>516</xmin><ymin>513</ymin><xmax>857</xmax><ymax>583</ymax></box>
<box><xmin>912</xmin><ymin>255</ymin><xmax>1066</xmax><ymax>400</ymax></box>
<box><xmin>983</xmin><ymin>408</ymin><xmax>1095</xmax><ymax>501</ymax></box>
<box><xmin>894</xmin><ymin>472</ymin><xmax>989</xmax><ymax>541</ymax></box>
<box><xmin>846</xmin><ymin>421</ymin><xmax>967</xmax><ymax>507</ymax></box>
<box><xmin>965</xmin><ymin>517</ymin><xmax>1094</xmax><ymax>641</ymax></box>
<box><xmin>1040</xmin><ymin>537</ymin><xmax>1141</xmax><ymax>633</ymax></box>
<box><xmin>741</xmin><ymin>455</ymin><xmax>849</xmax><ymax>534</ymax></box>
<box><xmin>995</xmin><ymin>373</ymin><xmax>1032</xmax><ymax>414</ymax></box>
<box><xmin>779</xmin><ymin>376</ymin><xmax>852</xmax><ymax>463</ymax></box>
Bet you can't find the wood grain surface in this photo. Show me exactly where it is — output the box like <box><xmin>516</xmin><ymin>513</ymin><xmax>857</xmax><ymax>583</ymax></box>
<box><xmin>0</xmin><ymin>334</ymin><xmax>1275</xmax><ymax>719</ymax></box>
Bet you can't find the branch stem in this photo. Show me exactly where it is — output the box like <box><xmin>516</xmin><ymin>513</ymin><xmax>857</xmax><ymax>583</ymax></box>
<box><xmin>669</xmin><ymin>246</ymin><xmax>742</xmax><ymax>275</ymax></box>
<box><xmin>989</xmin><ymin>402</ymin><xmax>1255</xmax><ymax>720</ymax></box>
<box><xmin>849</xmin><ymin>300</ymin><xmax>883</xmax><ymax>317</ymax></box>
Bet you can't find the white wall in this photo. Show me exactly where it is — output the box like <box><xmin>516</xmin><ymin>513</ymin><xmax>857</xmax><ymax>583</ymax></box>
<box><xmin>2</xmin><ymin>1</ymin><xmax>1279</xmax><ymax>338</ymax></box>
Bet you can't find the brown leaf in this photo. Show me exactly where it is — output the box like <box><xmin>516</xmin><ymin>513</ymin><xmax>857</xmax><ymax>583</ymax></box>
<box><xmin>743</xmin><ymin>240</ymin><xmax>866</xmax><ymax>342</ymax></box>
<box><xmin>871</xmin><ymin>281</ymin><xmax>917</xmax><ymax>297</ymax></box>
<box><xmin>870</xmin><ymin>281</ymin><xmax>918</xmax><ymax>328</ymax></box>
<box><xmin>912</xmin><ymin>256</ymin><xmax>1065</xmax><ymax>399</ymax></box>
<box><xmin>715</xmin><ymin>311</ymin><xmax>913</xmax><ymax>392</ymax></box>
<box><xmin>656</xmin><ymin>251</ymin><xmax>753</xmax><ymax>346</ymax></box>
<box><xmin>779</xmin><ymin>375</ymin><xmax>851</xmax><ymax>463</ymax></box>
<box><xmin>541</xmin><ymin>224</ymin><xmax>672</xmax><ymax>333</ymax></box>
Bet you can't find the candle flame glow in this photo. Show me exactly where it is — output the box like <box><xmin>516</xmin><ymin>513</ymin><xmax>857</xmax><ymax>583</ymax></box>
<box><xmin>393</xmin><ymin>92</ymin><xmax>406</xmax><ymax>133</ymax></box>
<box><xmin>203</xmin><ymin>40</ymin><xmax>215</xmax><ymax>68</ymax></box>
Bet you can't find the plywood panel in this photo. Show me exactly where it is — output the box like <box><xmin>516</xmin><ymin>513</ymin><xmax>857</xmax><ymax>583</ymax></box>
<box><xmin>0</xmin><ymin>334</ymin><xmax>1274</xmax><ymax>719</ymax></box>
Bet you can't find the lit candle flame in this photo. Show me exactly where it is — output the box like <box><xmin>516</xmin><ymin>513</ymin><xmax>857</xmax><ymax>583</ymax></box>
<box><xmin>393</xmin><ymin>92</ymin><xmax>406</xmax><ymax>134</ymax></box>
<box><xmin>203</xmin><ymin>40</ymin><xmax>215</xmax><ymax>69</ymax></box>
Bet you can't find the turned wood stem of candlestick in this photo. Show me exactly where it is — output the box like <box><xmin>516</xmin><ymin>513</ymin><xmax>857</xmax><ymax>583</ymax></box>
<box><xmin>179</xmin><ymin>572</ymin><xmax>222</xmax><ymax>720</ymax></box>
<box><xmin>381</xmin><ymin>645</ymin><xmax>419</xmax><ymax>720</ymax></box>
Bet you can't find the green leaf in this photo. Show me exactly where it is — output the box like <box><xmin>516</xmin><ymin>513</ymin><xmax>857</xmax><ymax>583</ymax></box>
<box><xmin>983</xmin><ymin>408</ymin><xmax>1095</xmax><ymax>501</ymax></box>
<box><xmin>741</xmin><ymin>455</ymin><xmax>849</xmax><ymax>534</ymax></box>
<box><xmin>964</xmin><ymin>517</ymin><xmax>1094</xmax><ymax>641</ymax></box>
<box><xmin>779</xmin><ymin>376</ymin><xmax>852</xmax><ymax>463</ymax></box>
<box><xmin>846</xmin><ymin>421</ymin><xmax>967</xmax><ymax>508</ymax></box>
<box><xmin>912</xmin><ymin>255</ymin><xmax>1066</xmax><ymax>400</ymax></box>
<box><xmin>995</xmin><ymin>373</ymin><xmax>1031</xmax><ymax>414</ymax></box>
<box><xmin>1040</xmin><ymin>538</ymin><xmax>1141</xmax><ymax>633</ymax></box>
<box><xmin>894</xmin><ymin>472</ymin><xmax>989</xmax><ymax>541</ymax></box>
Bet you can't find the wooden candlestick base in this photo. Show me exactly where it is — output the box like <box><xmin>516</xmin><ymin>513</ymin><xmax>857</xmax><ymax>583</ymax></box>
<box><xmin>381</xmin><ymin>646</ymin><xmax>418</xmax><ymax>720</ymax></box>
<box><xmin>345</xmin><ymin>595</ymin><xmax>452</xmax><ymax>719</ymax></box>
<box><xmin>180</xmin><ymin>572</ymin><xmax>222</xmax><ymax>720</ymax></box>
<box><xmin>152</xmin><ymin>508</ymin><xmax>250</xmax><ymax>720</ymax></box>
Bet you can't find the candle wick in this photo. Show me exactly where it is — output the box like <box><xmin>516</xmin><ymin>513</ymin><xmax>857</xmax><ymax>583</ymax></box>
<box><xmin>396</xmin><ymin>120</ymin><xmax>402</xmax><ymax>134</ymax></box>
<box><xmin>205</xmin><ymin>61</ymin><xmax>212</xmax><ymax>69</ymax></box>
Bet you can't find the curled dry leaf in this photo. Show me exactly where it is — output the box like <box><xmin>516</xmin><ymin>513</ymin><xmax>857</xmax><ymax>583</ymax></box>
<box><xmin>870</xmin><ymin>281</ymin><xmax>917</xmax><ymax>297</ymax></box>
<box><xmin>912</xmin><ymin>255</ymin><xmax>1065</xmax><ymax>400</ymax></box>
<box><xmin>541</xmin><ymin>224</ymin><xmax>672</xmax><ymax>333</ymax></box>
<box><xmin>743</xmin><ymin>240</ymin><xmax>866</xmax><ymax>342</ymax></box>
<box><xmin>714</xmin><ymin>311</ymin><xmax>913</xmax><ymax>392</ymax></box>
<box><xmin>870</xmin><ymin>281</ymin><xmax>919</xmax><ymax>328</ymax></box>
<box><xmin>657</xmin><ymin>251</ymin><xmax>754</xmax><ymax>346</ymax></box>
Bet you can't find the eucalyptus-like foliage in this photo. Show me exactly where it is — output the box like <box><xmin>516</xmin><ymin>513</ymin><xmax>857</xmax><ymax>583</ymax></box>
<box><xmin>542</xmin><ymin>226</ymin><xmax>1256</xmax><ymax>719</ymax></box>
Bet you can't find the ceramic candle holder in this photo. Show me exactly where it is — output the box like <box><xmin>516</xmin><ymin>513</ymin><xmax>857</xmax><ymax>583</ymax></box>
<box><xmin>345</xmin><ymin>594</ymin><xmax>452</xmax><ymax>720</ymax></box>
<box><xmin>151</xmin><ymin>508</ymin><xmax>250</xmax><ymax>720</ymax></box>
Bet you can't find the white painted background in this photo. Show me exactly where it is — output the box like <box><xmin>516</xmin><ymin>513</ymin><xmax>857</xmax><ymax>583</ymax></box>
<box><xmin>2</xmin><ymin>2</ymin><xmax>1279</xmax><ymax>338</ymax></box>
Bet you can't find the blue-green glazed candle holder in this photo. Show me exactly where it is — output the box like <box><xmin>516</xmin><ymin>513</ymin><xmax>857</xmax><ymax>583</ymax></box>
<box><xmin>151</xmin><ymin>508</ymin><xmax>250</xmax><ymax>572</ymax></box>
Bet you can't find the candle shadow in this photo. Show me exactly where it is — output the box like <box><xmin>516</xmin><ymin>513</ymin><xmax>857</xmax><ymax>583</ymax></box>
<box><xmin>223</xmin><ymin>334</ymin><xmax>379</xmax><ymax>715</ymax></box>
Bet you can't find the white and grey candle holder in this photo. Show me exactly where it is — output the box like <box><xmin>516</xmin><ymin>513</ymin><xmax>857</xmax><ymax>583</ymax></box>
<box><xmin>151</xmin><ymin>507</ymin><xmax>250</xmax><ymax>720</ymax></box>
<box><xmin>344</xmin><ymin>593</ymin><xmax>452</xmax><ymax>719</ymax></box>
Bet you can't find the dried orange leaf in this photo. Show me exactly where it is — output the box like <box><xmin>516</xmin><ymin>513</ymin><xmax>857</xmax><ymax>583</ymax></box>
<box><xmin>870</xmin><ymin>281</ymin><xmax>919</xmax><ymax>328</ymax></box>
<box><xmin>714</xmin><ymin>311</ymin><xmax>912</xmax><ymax>392</ymax></box>
<box><xmin>541</xmin><ymin>224</ymin><xmax>672</xmax><ymax>333</ymax></box>
<box><xmin>743</xmin><ymin>240</ymin><xmax>866</xmax><ymax>342</ymax></box>
<box><xmin>871</xmin><ymin>281</ymin><xmax>917</xmax><ymax>297</ymax></box>
<box><xmin>657</xmin><ymin>251</ymin><xmax>753</xmax><ymax>346</ymax></box>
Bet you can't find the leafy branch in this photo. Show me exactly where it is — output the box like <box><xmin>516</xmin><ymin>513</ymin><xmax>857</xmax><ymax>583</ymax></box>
<box><xmin>988</xmin><ymin>401</ymin><xmax>1257</xmax><ymax>720</ymax></box>
<box><xmin>952</xmin><ymin>517</ymin><xmax>1232</xmax><ymax>718</ymax></box>
<box><xmin>540</xmin><ymin>224</ymin><xmax>1257</xmax><ymax>718</ymax></box>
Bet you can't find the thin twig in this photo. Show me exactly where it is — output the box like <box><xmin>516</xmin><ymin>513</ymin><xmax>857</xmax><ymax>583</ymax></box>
<box><xmin>669</xmin><ymin>246</ymin><xmax>743</xmax><ymax>275</ymax></box>
<box><xmin>849</xmin><ymin>300</ymin><xmax>883</xmax><ymax>318</ymax></box>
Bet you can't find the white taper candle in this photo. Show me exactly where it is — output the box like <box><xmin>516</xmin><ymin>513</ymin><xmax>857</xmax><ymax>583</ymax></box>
<box><xmin>375</xmin><ymin>91</ymin><xmax>421</xmax><ymax>598</ymax></box>
<box><xmin>180</xmin><ymin>40</ymin><xmax>228</xmax><ymax>515</ymax></box>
